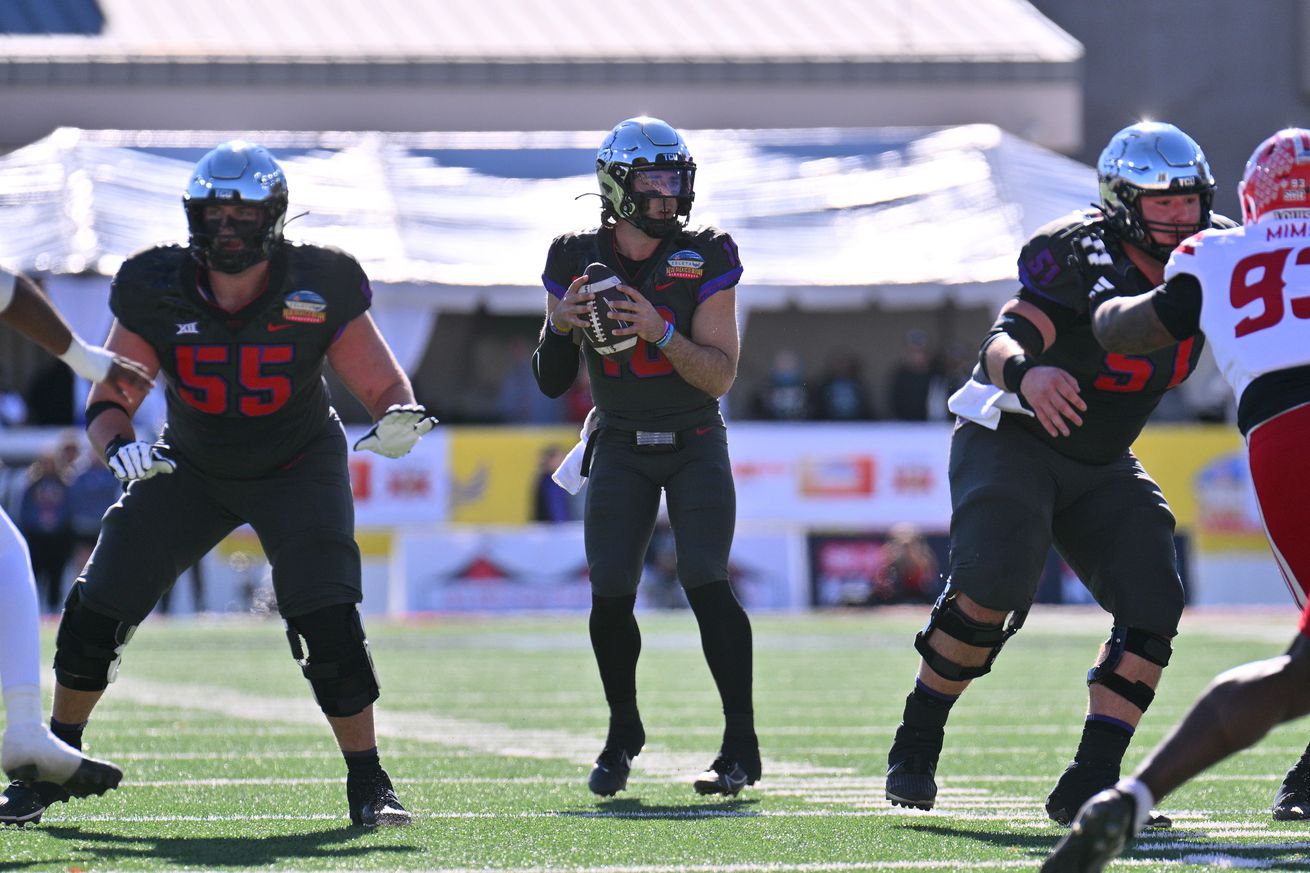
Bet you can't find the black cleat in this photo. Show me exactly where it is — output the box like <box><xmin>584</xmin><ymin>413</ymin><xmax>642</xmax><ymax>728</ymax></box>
<box><xmin>0</xmin><ymin>780</ymin><xmax>71</xmax><ymax>827</ymax></box>
<box><xmin>588</xmin><ymin>747</ymin><xmax>632</xmax><ymax>797</ymax></box>
<box><xmin>886</xmin><ymin>725</ymin><xmax>942</xmax><ymax>810</ymax></box>
<box><xmin>1047</xmin><ymin>761</ymin><xmax>1170</xmax><ymax>829</ymax></box>
<box><xmin>346</xmin><ymin>769</ymin><xmax>411</xmax><ymax>827</ymax></box>
<box><xmin>1041</xmin><ymin>787</ymin><xmax>1136</xmax><ymax>873</ymax></box>
<box><xmin>1273</xmin><ymin>753</ymin><xmax>1310</xmax><ymax>820</ymax></box>
<box><xmin>693</xmin><ymin>748</ymin><xmax>761</xmax><ymax>797</ymax></box>
<box><xmin>58</xmin><ymin>758</ymin><xmax>123</xmax><ymax>799</ymax></box>
<box><xmin>1046</xmin><ymin>761</ymin><xmax>1118</xmax><ymax>826</ymax></box>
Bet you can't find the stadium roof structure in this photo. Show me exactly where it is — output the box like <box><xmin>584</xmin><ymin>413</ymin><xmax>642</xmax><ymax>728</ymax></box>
<box><xmin>0</xmin><ymin>124</ymin><xmax>1096</xmax><ymax>311</ymax></box>
<box><xmin>0</xmin><ymin>1</ymin><xmax>1083</xmax><ymax>152</ymax></box>
<box><xmin>0</xmin><ymin>0</ymin><xmax>1079</xmax><ymax>66</ymax></box>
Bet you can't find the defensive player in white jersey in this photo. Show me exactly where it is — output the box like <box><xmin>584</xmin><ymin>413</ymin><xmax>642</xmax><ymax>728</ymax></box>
<box><xmin>1043</xmin><ymin>128</ymin><xmax>1310</xmax><ymax>871</ymax></box>
<box><xmin>0</xmin><ymin>267</ymin><xmax>152</xmax><ymax>824</ymax></box>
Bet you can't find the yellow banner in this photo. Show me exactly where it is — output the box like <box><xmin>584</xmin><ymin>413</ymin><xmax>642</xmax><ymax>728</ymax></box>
<box><xmin>449</xmin><ymin>426</ymin><xmax>580</xmax><ymax>524</ymax></box>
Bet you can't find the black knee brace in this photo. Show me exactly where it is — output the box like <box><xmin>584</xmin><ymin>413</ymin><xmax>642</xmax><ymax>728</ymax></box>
<box><xmin>914</xmin><ymin>588</ymin><xmax>1027</xmax><ymax>682</ymax></box>
<box><xmin>53</xmin><ymin>586</ymin><xmax>138</xmax><ymax>692</ymax></box>
<box><xmin>1086</xmin><ymin>625</ymin><xmax>1174</xmax><ymax>711</ymax></box>
<box><xmin>285</xmin><ymin>603</ymin><xmax>380</xmax><ymax>718</ymax></box>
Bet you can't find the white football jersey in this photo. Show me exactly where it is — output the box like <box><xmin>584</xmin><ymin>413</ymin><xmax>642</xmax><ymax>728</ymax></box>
<box><xmin>1164</xmin><ymin>215</ymin><xmax>1310</xmax><ymax>403</ymax></box>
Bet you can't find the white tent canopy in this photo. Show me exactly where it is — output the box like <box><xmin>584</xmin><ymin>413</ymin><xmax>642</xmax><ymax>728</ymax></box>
<box><xmin>0</xmin><ymin>124</ymin><xmax>1096</xmax><ymax>317</ymax></box>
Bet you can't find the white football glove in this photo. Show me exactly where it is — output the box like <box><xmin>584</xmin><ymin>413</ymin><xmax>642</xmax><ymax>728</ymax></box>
<box><xmin>106</xmin><ymin>439</ymin><xmax>176</xmax><ymax>483</ymax></box>
<box><xmin>353</xmin><ymin>403</ymin><xmax>438</xmax><ymax>458</ymax></box>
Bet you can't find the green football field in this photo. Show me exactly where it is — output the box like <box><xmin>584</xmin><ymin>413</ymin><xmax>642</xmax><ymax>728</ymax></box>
<box><xmin>3</xmin><ymin>607</ymin><xmax>1309</xmax><ymax>871</ymax></box>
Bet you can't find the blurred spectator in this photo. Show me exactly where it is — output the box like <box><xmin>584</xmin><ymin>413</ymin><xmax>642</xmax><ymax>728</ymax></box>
<box><xmin>887</xmin><ymin>330</ymin><xmax>946</xmax><ymax>421</ymax></box>
<box><xmin>873</xmin><ymin>523</ymin><xmax>941</xmax><ymax>603</ymax></box>
<box><xmin>67</xmin><ymin>450</ymin><xmax>120</xmax><ymax>577</ymax></box>
<box><xmin>752</xmin><ymin>349</ymin><xmax>810</xmax><ymax>420</ymax></box>
<box><xmin>932</xmin><ymin>341</ymin><xmax>975</xmax><ymax>422</ymax></box>
<box><xmin>533</xmin><ymin>445</ymin><xmax>574</xmax><ymax>522</ymax></box>
<box><xmin>499</xmin><ymin>337</ymin><xmax>564</xmax><ymax>424</ymax></box>
<box><xmin>813</xmin><ymin>349</ymin><xmax>873</xmax><ymax>421</ymax></box>
<box><xmin>0</xmin><ymin>390</ymin><xmax>27</xmax><ymax>427</ymax></box>
<box><xmin>17</xmin><ymin>447</ymin><xmax>75</xmax><ymax>611</ymax></box>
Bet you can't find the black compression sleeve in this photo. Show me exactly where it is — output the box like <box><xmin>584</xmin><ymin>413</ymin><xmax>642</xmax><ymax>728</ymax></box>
<box><xmin>533</xmin><ymin>326</ymin><xmax>581</xmax><ymax>398</ymax></box>
<box><xmin>1150</xmin><ymin>273</ymin><xmax>1203</xmax><ymax>341</ymax></box>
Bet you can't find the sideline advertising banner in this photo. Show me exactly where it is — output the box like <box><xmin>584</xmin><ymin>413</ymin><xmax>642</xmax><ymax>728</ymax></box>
<box><xmin>447</xmin><ymin>426</ymin><xmax>580</xmax><ymax>524</ymax></box>
<box><xmin>727</xmin><ymin>423</ymin><xmax>953</xmax><ymax>527</ymax></box>
<box><xmin>395</xmin><ymin>523</ymin><xmax>807</xmax><ymax>613</ymax></box>
<box><xmin>344</xmin><ymin>426</ymin><xmax>449</xmax><ymax>527</ymax></box>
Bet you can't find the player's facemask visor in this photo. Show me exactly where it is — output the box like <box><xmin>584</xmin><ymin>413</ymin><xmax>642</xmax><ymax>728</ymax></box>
<box><xmin>623</xmin><ymin>165</ymin><xmax>695</xmax><ymax>237</ymax></box>
<box><xmin>630</xmin><ymin>168</ymin><xmax>692</xmax><ymax>197</ymax></box>
<box><xmin>200</xmin><ymin>207</ymin><xmax>267</xmax><ymax>244</ymax></box>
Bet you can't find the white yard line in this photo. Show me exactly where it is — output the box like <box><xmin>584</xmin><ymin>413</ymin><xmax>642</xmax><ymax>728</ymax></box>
<box><xmin>108</xmin><ymin>677</ymin><xmax>850</xmax><ymax>787</ymax></box>
<box><xmin>63</xmin><ymin>676</ymin><xmax>1303</xmax><ymax>848</ymax></box>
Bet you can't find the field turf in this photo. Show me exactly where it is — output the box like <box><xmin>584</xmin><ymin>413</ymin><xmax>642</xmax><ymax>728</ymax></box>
<box><xmin>2</xmin><ymin>607</ymin><xmax>1308</xmax><ymax>871</ymax></box>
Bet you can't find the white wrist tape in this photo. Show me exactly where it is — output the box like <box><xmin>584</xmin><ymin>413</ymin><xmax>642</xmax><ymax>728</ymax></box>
<box><xmin>58</xmin><ymin>336</ymin><xmax>114</xmax><ymax>382</ymax></box>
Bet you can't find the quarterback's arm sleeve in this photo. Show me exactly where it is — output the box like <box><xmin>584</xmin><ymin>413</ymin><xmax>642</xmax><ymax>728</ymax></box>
<box><xmin>532</xmin><ymin>327</ymin><xmax>579</xmax><ymax>398</ymax></box>
<box><xmin>1150</xmin><ymin>272</ymin><xmax>1203</xmax><ymax>341</ymax></box>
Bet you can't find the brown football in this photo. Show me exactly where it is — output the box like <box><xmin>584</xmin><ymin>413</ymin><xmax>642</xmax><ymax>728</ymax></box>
<box><xmin>580</xmin><ymin>262</ymin><xmax>638</xmax><ymax>358</ymax></box>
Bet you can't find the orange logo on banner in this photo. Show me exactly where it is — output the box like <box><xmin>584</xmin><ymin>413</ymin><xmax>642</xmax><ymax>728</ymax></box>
<box><xmin>892</xmin><ymin>464</ymin><xmax>935</xmax><ymax>494</ymax></box>
<box><xmin>798</xmin><ymin>456</ymin><xmax>876</xmax><ymax>497</ymax></box>
<box><xmin>386</xmin><ymin>469</ymin><xmax>431</xmax><ymax>498</ymax></box>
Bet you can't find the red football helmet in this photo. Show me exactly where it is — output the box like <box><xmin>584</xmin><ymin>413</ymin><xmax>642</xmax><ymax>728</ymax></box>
<box><xmin>1239</xmin><ymin>128</ymin><xmax>1310</xmax><ymax>223</ymax></box>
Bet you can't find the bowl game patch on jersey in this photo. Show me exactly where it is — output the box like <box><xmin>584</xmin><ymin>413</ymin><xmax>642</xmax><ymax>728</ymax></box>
<box><xmin>665</xmin><ymin>250</ymin><xmax>704</xmax><ymax>280</ymax></box>
<box><xmin>283</xmin><ymin>289</ymin><xmax>327</xmax><ymax>324</ymax></box>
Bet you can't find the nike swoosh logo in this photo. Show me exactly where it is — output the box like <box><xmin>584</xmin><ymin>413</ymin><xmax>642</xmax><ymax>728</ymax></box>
<box><xmin>267</xmin><ymin>324</ymin><xmax>295</xmax><ymax>332</ymax></box>
<box><xmin>695</xmin><ymin>425</ymin><xmax>713</xmax><ymax>436</ymax></box>
<box><xmin>655</xmin><ymin>282</ymin><xmax>674</xmax><ymax>291</ymax></box>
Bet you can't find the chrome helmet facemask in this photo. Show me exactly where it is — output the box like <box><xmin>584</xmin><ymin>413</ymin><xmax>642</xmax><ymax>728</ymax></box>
<box><xmin>1097</xmin><ymin>122</ymin><xmax>1215</xmax><ymax>260</ymax></box>
<box><xmin>183</xmin><ymin>140</ymin><xmax>289</xmax><ymax>274</ymax></box>
<box><xmin>596</xmin><ymin>117</ymin><xmax>696</xmax><ymax>239</ymax></box>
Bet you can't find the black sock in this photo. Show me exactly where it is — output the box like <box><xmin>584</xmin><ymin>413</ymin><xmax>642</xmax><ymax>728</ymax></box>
<box><xmin>343</xmin><ymin>747</ymin><xmax>382</xmax><ymax>776</ymax></box>
<box><xmin>900</xmin><ymin>680</ymin><xmax>958</xmax><ymax>732</ymax></box>
<box><xmin>1074</xmin><ymin>717</ymin><xmax>1133</xmax><ymax>766</ymax></box>
<box><xmin>590</xmin><ymin>594</ymin><xmax>643</xmax><ymax>752</ymax></box>
<box><xmin>49</xmin><ymin>718</ymin><xmax>86</xmax><ymax>752</ymax></box>
<box><xmin>685</xmin><ymin>580</ymin><xmax>755</xmax><ymax>743</ymax></box>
